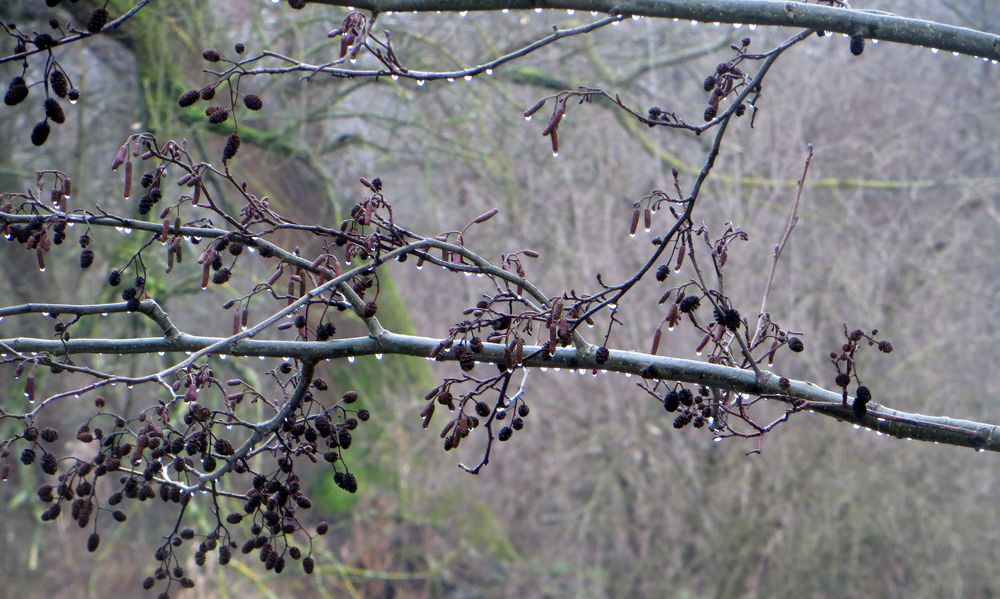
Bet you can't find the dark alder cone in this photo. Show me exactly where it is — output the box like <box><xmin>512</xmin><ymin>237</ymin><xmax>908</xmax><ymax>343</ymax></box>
<box><xmin>202</xmin><ymin>49</ymin><xmax>221</xmax><ymax>62</ymax></box>
<box><xmin>20</xmin><ymin>447</ymin><xmax>36</xmax><ymax>465</ymax></box>
<box><xmin>67</xmin><ymin>88</ymin><xmax>80</xmax><ymax>102</ymax></box>
<box><xmin>315</xmin><ymin>322</ymin><xmax>336</xmax><ymax>341</ymax></box>
<box><xmin>243</xmin><ymin>94</ymin><xmax>263</xmax><ymax>111</ymax></box>
<box><xmin>474</xmin><ymin>401</ymin><xmax>490</xmax><ymax>417</ymax></box>
<box><xmin>713</xmin><ymin>306</ymin><xmax>741</xmax><ymax>331</ymax></box>
<box><xmin>878</xmin><ymin>340</ymin><xmax>893</xmax><ymax>353</ymax></box>
<box><xmin>44</xmin><ymin>98</ymin><xmax>65</xmax><ymax>123</ymax></box>
<box><xmin>142</xmin><ymin>577</ymin><xmax>155</xmax><ymax>590</ymax></box>
<box><xmin>703</xmin><ymin>74</ymin><xmax>717</xmax><ymax>92</ymax></box>
<box><xmin>362</xmin><ymin>301</ymin><xmax>378</xmax><ymax>318</ymax></box>
<box><xmin>86</xmin><ymin>533</ymin><xmax>100</xmax><ymax>552</ymax></box>
<box><xmin>33</xmin><ymin>33</ymin><xmax>57</xmax><ymax>50</ymax></box>
<box><xmin>704</xmin><ymin>105</ymin><xmax>717</xmax><ymax>121</ymax></box>
<box><xmin>303</xmin><ymin>556</ymin><xmax>315</xmax><ymax>574</ymax></box>
<box><xmin>850</xmin><ymin>33</ymin><xmax>865</xmax><ymax>56</ymax></box>
<box><xmin>208</xmin><ymin>108</ymin><xmax>229</xmax><ymax>124</ymax></box>
<box><xmin>342</xmin><ymin>390</ymin><xmax>359</xmax><ymax>404</ymax></box>
<box><xmin>787</xmin><ymin>337</ymin><xmax>805</xmax><ymax>353</ymax></box>
<box><xmin>234</xmin><ymin>42</ymin><xmax>246</xmax><ymax>54</ymax></box>
<box><xmin>87</xmin><ymin>8</ymin><xmax>110</xmax><ymax>33</ymax></box>
<box><xmin>5</xmin><ymin>77</ymin><xmax>29</xmax><ymax>106</ymax></box>
<box><xmin>108</xmin><ymin>270</ymin><xmax>122</xmax><ymax>286</ymax></box>
<box><xmin>498</xmin><ymin>426</ymin><xmax>513</xmax><ymax>441</ymax></box>
<box><xmin>663</xmin><ymin>390</ymin><xmax>680</xmax><ymax>412</ymax></box>
<box><xmin>655</xmin><ymin>264</ymin><xmax>670</xmax><ymax>282</ymax></box>
<box><xmin>40</xmin><ymin>453</ymin><xmax>58</xmax><ymax>475</ymax></box>
<box><xmin>289</xmin><ymin>0</ymin><xmax>307</xmax><ymax>8</ymax></box>
<box><xmin>679</xmin><ymin>295</ymin><xmax>701</xmax><ymax>313</ymax></box>
<box><xmin>856</xmin><ymin>386</ymin><xmax>872</xmax><ymax>404</ymax></box>
<box><xmin>222</xmin><ymin>133</ymin><xmax>241</xmax><ymax>162</ymax></box>
<box><xmin>835</xmin><ymin>373</ymin><xmax>850</xmax><ymax>388</ymax></box>
<box><xmin>517</xmin><ymin>403</ymin><xmax>529</xmax><ymax>417</ymax></box>
<box><xmin>200</xmin><ymin>86</ymin><xmax>217</xmax><ymax>101</ymax></box>
<box><xmin>40</xmin><ymin>427</ymin><xmax>59</xmax><ymax>443</ymax></box>
<box><xmin>734</xmin><ymin>103</ymin><xmax>747</xmax><ymax>117</ymax></box>
<box><xmin>31</xmin><ymin>120</ymin><xmax>51</xmax><ymax>146</ymax></box>
<box><xmin>595</xmin><ymin>346</ymin><xmax>610</xmax><ymax>364</ymax></box>
<box><xmin>212</xmin><ymin>267</ymin><xmax>232</xmax><ymax>285</ymax></box>
<box><xmin>50</xmin><ymin>71</ymin><xmax>68</xmax><ymax>98</ymax></box>
<box><xmin>678</xmin><ymin>388</ymin><xmax>695</xmax><ymax>407</ymax></box>
<box><xmin>177</xmin><ymin>89</ymin><xmax>200</xmax><ymax>107</ymax></box>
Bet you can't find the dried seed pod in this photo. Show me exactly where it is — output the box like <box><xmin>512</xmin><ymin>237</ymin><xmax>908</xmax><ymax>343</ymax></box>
<box><xmin>208</xmin><ymin>108</ymin><xmax>229</xmax><ymax>124</ymax></box>
<box><xmin>44</xmin><ymin>98</ymin><xmax>65</xmax><ymax>123</ymax></box>
<box><xmin>243</xmin><ymin>94</ymin><xmax>263</xmax><ymax>110</ymax></box>
<box><xmin>222</xmin><ymin>133</ymin><xmax>241</xmax><ymax>162</ymax></box>
<box><xmin>177</xmin><ymin>89</ymin><xmax>200</xmax><ymax>107</ymax></box>
<box><xmin>31</xmin><ymin>121</ymin><xmax>51</xmax><ymax>146</ymax></box>
<box><xmin>50</xmin><ymin>71</ymin><xmax>69</xmax><ymax>98</ymax></box>
<box><xmin>850</xmin><ymin>33</ymin><xmax>865</xmax><ymax>56</ymax></box>
<box><xmin>87</xmin><ymin>8</ymin><xmax>110</xmax><ymax>33</ymax></box>
<box><xmin>5</xmin><ymin>77</ymin><xmax>29</xmax><ymax>106</ymax></box>
<box><xmin>202</xmin><ymin>49</ymin><xmax>221</xmax><ymax>62</ymax></box>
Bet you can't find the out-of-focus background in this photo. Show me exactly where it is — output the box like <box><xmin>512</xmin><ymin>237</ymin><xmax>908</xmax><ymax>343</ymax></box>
<box><xmin>1</xmin><ymin>1</ymin><xmax>999</xmax><ymax>597</ymax></box>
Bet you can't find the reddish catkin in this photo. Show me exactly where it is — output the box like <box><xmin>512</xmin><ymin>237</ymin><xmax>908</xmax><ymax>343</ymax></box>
<box><xmin>651</xmin><ymin>327</ymin><xmax>662</xmax><ymax>354</ymax></box>
<box><xmin>629</xmin><ymin>206</ymin><xmax>640</xmax><ymax>235</ymax></box>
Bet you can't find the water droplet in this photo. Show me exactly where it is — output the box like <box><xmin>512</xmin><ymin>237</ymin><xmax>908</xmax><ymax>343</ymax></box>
<box><xmin>628</xmin><ymin>232</ymin><xmax>636</xmax><ymax>238</ymax></box>
<box><xmin>417</xmin><ymin>80</ymin><xmax>425</xmax><ymax>87</ymax></box>
<box><xmin>38</xmin><ymin>267</ymin><xmax>46</xmax><ymax>272</ymax></box>
<box><xmin>534</xmin><ymin>7</ymin><xmax>542</xmax><ymax>12</ymax></box>
<box><xmin>447</xmin><ymin>77</ymin><xmax>455</xmax><ymax>83</ymax></box>
<box><xmin>695</xmin><ymin>350</ymin><xmax>702</xmax><ymax>356</ymax></box>
<box><xmin>713</xmin><ymin>436</ymin><xmax>722</xmax><ymax>443</ymax></box>
<box><xmin>502</xmin><ymin>8</ymin><xmax>508</xmax><ymax>13</ymax></box>
<box><xmin>853</xmin><ymin>424</ymin><xmax>860</xmax><ymax>429</ymax></box>
<box><xmin>552</xmin><ymin>151</ymin><xmax>559</xmax><ymax>157</ymax></box>
<box><xmin>690</xmin><ymin>20</ymin><xmax>698</xmax><ymax>25</ymax></box>
<box><xmin>158</xmin><ymin>352</ymin><xmax>165</xmax><ymax>356</ymax></box>
<box><xmin>391</xmin><ymin>74</ymin><xmax>399</xmax><ymax>81</ymax></box>
<box><xmin>347</xmin><ymin>356</ymin><xmax>355</xmax><ymax>363</ymax></box>
<box><xmin>459</xmin><ymin>10</ymin><xmax>467</xmax><ymax>16</ymax></box>
<box><xmin>931</xmin><ymin>48</ymin><xmax>939</xmax><ymax>54</ymax></box>
<box><xmin>540</xmin><ymin>367</ymin><xmax>548</xmax><ymax>372</ymax></box>
<box><xmin>101</xmin><ymin>313</ymin><xmax>109</xmax><ymax>317</ymax></box>
<box><xmin>748</xmin><ymin>24</ymin><xmax>757</xmax><ymax>30</ymax></box>
<box><xmin>624</xmin><ymin>373</ymin><xmax>632</xmax><ymax>378</ymax></box>
<box><xmin>977</xmin><ymin>448</ymin><xmax>985</xmax><ymax>453</ymax></box>
<box><xmin>375</xmin><ymin>353</ymin><xmax>383</xmax><ymax>360</ymax></box>
<box><xmin>486</xmin><ymin>68</ymin><xmax>494</xmax><ymax>75</ymax></box>
<box><xmin>524</xmin><ymin>115</ymin><xmax>532</xmax><ymax>121</ymax></box>
<box><xmin>733</xmin><ymin>22</ymin><xmax>743</xmax><ymax>28</ymax></box>
<box><xmin>953</xmin><ymin>51</ymin><xmax>959</xmax><ymax>56</ymax></box>
<box><xmin>464</xmin><ymin>75</ymin><xmax>472</xmax><ymax>81</ymax></box>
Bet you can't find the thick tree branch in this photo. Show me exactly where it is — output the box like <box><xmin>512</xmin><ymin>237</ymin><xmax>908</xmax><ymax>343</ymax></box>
<box><xmin>2</xmin><ymin>331</ymin><xmax>996</xmax><ymax>452</ymax></box>
<box><xmin>308</xmin><ymin>0</ymin><xmax>1000</xmax><ymax>61</ymax></box>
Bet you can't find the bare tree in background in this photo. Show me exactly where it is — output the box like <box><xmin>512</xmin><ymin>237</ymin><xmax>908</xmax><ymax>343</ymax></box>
<box><xmin>1</xmin><ymin>1</ymin><xmax>999</xmax><ymax>596</ymax></box>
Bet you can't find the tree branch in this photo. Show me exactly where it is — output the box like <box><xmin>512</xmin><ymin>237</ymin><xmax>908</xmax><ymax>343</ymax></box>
<box><xmin>308</xmin><ymin>0</ymin><xmax>1000</xmax><ymax>61</ymax></box>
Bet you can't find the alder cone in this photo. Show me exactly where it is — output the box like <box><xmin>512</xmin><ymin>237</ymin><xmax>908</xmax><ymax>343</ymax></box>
<box><xmin>87</xmin><ymin>8</ymin><xmax>110</xmax><ymax>34</ymax></box>
<box><xmin>31</xmin><ymin>121</ymin><xmax>51</xmax><ymax>146</ymax></box>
